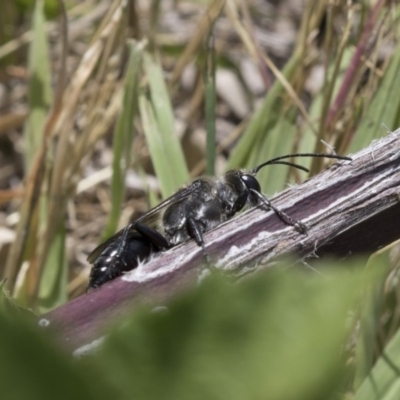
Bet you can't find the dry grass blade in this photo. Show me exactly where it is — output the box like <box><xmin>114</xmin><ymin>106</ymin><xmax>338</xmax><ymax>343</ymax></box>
<box><xmin>226</xmin><ymin>0</ymin><xmax>328</xmax><ymax>192</ymax></box>
<box><xmin>0</xmin><ymin>1</ymin><xmax>109</xmax><ymax>60</ymax></box>
<box><xmin>226</xmin><ymin>0</ymin><xmax>317</xmax><ymax>136</ymax></box>
<box><xmin>170</xmin><ymin>0</ymin><xmax>225</xmax><ymax>86</ymax></box>
<box><xmin>349</xmin><ymin>32</ymin><xmax>400</xmax><ymax>151</ymax></box>
<box><xmin>2</xmin><ymin>0</ymin><xmax>65</xmax><ymax>295</ymax></box>
<box><xmin>226</xmin><ymin>54</ymin><xmax>299</xmax><ymax>171</ymax></box>
<box><xmin>0</xmin><ymin>112</ymin><xmax>28</xmax><ymax>136</ymax></box>
<box><xmin>310</xmin><ymin>0</ymin><xmax>387</xmax><ymax>173</ymax></box>
<box><xmin>22</xmin><ymin>1</ymin><xmax>127</xmax><ymax>305</ymax></box>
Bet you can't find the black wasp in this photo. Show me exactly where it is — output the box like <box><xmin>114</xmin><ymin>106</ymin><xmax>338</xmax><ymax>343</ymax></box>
<box><xmin>87</xmin><ymin>153</ymin><xmax>351</xmax><ymax>289</ymax></box>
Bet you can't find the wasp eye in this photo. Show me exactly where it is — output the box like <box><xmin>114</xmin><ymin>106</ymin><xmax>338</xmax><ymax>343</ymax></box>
<box><xmin>241</xmin><ymin>174</ymin><xmax>261</xmax><ymax>192</ymax></box>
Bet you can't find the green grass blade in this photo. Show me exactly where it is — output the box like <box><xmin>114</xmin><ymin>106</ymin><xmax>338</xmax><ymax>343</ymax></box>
<box><xmin>38</xmin><ymin>225</ymin><xmax>67</xmax><ymax>313</ymax></box>
<box><xmin>101</xmin><ymin>41</ymin><xmax>144</xmax><ymax>240</ymax></box>
<box><xmin>255</xmin><ymin>107</ymin><xmax>297</xmax><ymax>194</ymax></box>
<box><xmin>23</xmin><ymin>0</ymin><xmax>52</xmax><ymax>170</ymax></box>
<box><xmin>204</xmin><ymin>35</ymin><xmax>216</xmax><ymax>176</ymax></box>
<box><xmin>143</xmin><ymin>53</ymin><xmax>189</xmax><ymax>197</ymax></box>
<box><xmin>14</xmin><ymin>196</ymin><xmax>68</xmax><ymax>311</ymax></box>
<box><xmin>349</xmin><ymin>40</ymin><xmax>400</xmax><ymax>152</ymax></box>
<box><xmin>139</xmin><ymin>94</ymin><xmax>179</xmax><ymax>199</ymax></box>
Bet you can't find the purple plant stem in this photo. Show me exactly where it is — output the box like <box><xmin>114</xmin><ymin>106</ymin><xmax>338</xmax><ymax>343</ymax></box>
<box><xmin>42</xmin><ymin>128</ymin><xmax>400</xmax><ymax>353</ymax></box>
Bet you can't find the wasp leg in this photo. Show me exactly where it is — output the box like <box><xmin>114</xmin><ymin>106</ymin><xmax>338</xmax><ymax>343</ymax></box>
<box><xmin>135</xmin><ymin>222</ymin><xmax>170</xmax><ymax>249</ymax></box>
<box><xmin>116</xmin><ymin>222</ymin><xmax>135</xmax><ymax>259</ymax></box>
<box><xmin>186</xmin><ymin>217</ymin><xmax>211</xmax><ymax>263</ymax></box>
<box><xmin>115</xmin><ymin>221</ymin><xmax>169</xmax><ymax>265</ymax></box>
<box><xmin>250</xmin><ymin>189</ymin><xmax>307</xmax><ymax>234</ymax></box>
<box><xmin>227</xmin><ymin>191</ymin><xmax>248</xmax><ymax>218</ymax></box>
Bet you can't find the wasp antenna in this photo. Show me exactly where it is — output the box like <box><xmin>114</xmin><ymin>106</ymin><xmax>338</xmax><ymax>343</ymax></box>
<box><xmin>251</xmin><ymin>160</ymin><xmax>309</xmax><ymax>174</ymax></box>
<box><xmin>252</xmin><ymin>153</ymin><xmax>352</xmax><ymax>174</ymax></box>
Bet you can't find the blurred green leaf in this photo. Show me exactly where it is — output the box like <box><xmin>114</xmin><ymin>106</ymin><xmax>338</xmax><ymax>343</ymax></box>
<box><xmin>23</xmin><ymin>0</ymin><xmax>52</xmax><ymax>170</ymax></box>
<box><xmin>0</xmin><ymin>313</ymin><xmax>107</xmax><ymax>400</ymax></box>
<box><xmin>143</xmin><ymin>54</ymin><xmax>189</xmax><ymax>198</ymax></box>
<box><xmin>0</xmin><ymin>281</ymin><xmax>13</xmax><ymax>315</ymax></box>
<box><xmin>102</xmin><ymin>41</ymin><xmax>144</xmax><ymax>240</ymax></box>
<box><xmin>98</xmin><ymin>262</ymin><xmax>370</xmax><ymax>400</ymax></box>
<box><xmin>349</xmin><ymin>40</ymin><xmax>400</xmax><ymax>153</ymax></box>
<box><xmin>0</xmin><ymin>281</ymin><xmax>34</xmax><ymax>320</ymax></box>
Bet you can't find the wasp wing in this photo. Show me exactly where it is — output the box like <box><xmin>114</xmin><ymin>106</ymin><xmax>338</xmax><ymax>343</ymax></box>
<box><xmin>135</xmin><ymin>180</ymin><xmax>203</xmax><ymax>224</ymax></box>
<box><xmin>86</xmin><ymin>227</ymin><xmax>130</xmax><ymax>263</ymax></box>
<box><xmin>87</xmin><ymin>180</ymin><xmax>203</xmax><ymax>263</ymax></box>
